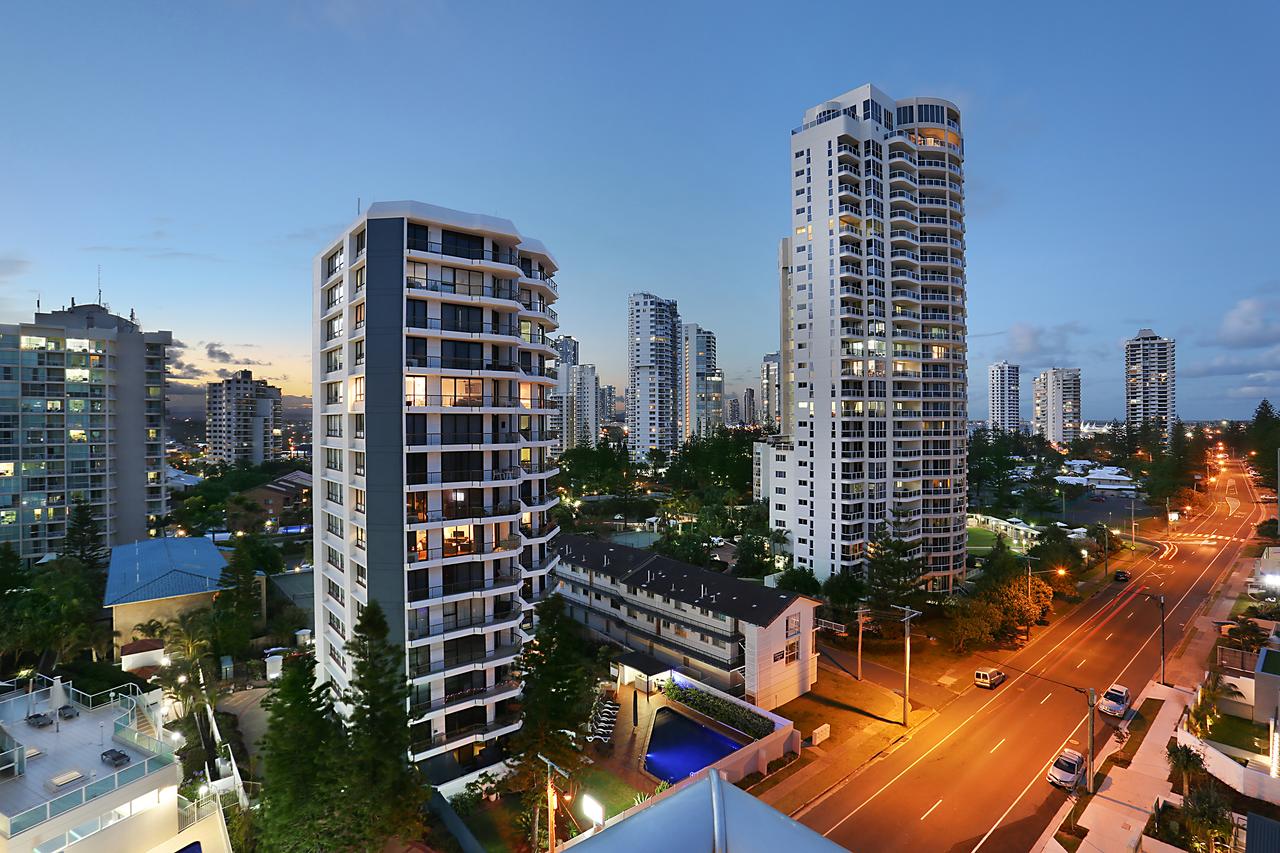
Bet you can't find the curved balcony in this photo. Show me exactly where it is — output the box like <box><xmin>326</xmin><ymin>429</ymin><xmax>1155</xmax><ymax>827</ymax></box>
<box><xmin>888</xmin><ymin>170</ymin><xmax>917</xmax><ymax>186</ymax></box>
<box><xmin>407</xmin><ymin>467</ymin><xmax>523</xmax><ymax>488</ymax></box>
<box><xmin>837</xmin><ymin>183</ymin><xmax>861</xmax><ymax>200</ymax></box>
<box><xmin>409</xmin><ymin>713</ymin><xmax>522</xmax><ymax>761</ymax></box>
<box><xmin>405</xmin><ymin>276</ymin><xmax>520</xmax><ymax>305</ymax></box>
<box><xmin>888</xmin><ymin>190</ymin><xmax>918</xmax><ymax>207</ymax></box>
<box><xmin>519</xmin><ymin>269</ymin><xmax>559</xmax><ymax>295</ymax></box>
<box><xmin>520</xmin><ymin>522</ymin><xmax>560</xmax><ymax>544</ymax></box>
<box><xmin>518</xmin><ymin>297</ymin><xmax>559</xmax><ymax>325</ymax></box>
<box><xmin>405</xmin><ymin>355</ymin><xmax>520</xmax><ymax>376</ymax></box>
<box><xmin>406</xmin><ymin>536</ymin><xmax>523</xmax><ymax>569</ymax></box>
<box><xmin>407</xmin><ymin>570</ymin><xmax>523</xmax><ymax>608</ymax></box>
<box><xmin>406</xmin><ymin>502</ymin><xmax>523</xmax><ymax>528</ymax></box>
<box><xmin>407</xmin><ymin>602</ymin><xmax>524</xmax><ymax>646</ymax></box>
<box><xmin>410</xmin><ymin>679</ymin><xmax>523</xmax><ymax>723</ymax></box>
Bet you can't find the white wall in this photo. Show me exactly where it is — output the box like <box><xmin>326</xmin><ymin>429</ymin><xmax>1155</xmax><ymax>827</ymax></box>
<box><xmin>744</xmin><ymin>601</ymin><xmax>819</xmax><ymax>711</ymax></box>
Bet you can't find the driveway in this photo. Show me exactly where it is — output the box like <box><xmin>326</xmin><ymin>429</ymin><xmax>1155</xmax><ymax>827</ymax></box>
<box><xmin>216</xmin><ymin>687</ymin><xmax>270</xmax><ymax>765</ymax></box>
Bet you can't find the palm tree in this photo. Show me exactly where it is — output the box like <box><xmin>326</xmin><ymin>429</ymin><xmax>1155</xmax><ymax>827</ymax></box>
<box><xmin>1182</xmin><ymin>779</ymin><xmax>1234</xmax><ymax>853</ymax></box>
<box><xmin>163</xmin><ymin>609</ymin><xmax>212</xmax><ymax>664</ymax></box>
<box><xmin>133</xmin><ymin>618</ymin><xmax>165</xmax><ymax>640</ymax></box>
<box><xmin>1166</xmin><ymin>742</ymin><xmax>1205</xmax><ymax>796</ymax></box>
<box><xmin>1226</xmin><ymin>617</ymin><xmax>1269</xmax><ymax>653</ymax></box>
<box><xmin>1199</xmin><ymin>669</ymin><xmax>1245</xmax><ymax>732</ymax></box>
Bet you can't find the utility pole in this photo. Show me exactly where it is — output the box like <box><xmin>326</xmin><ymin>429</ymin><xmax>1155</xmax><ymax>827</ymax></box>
<box><xmin>1130</xmin><ymin>498</ymin><xmax>1136</xmax><ymax>546</ymax></box>
<box><xmin>1103</xmin><ymin>526</ymin><xmax>1110</xmax><ymax>576</ymax></box>
<box><xmin>855</xmin><ymin>607</ymin><xmax>869</xmax><ymax>681</ymax></box>
<box><xmin>892</xmin><ymin>605</ymin><xmax>921</xmax><ymax>727</ymax></box>
<box><xmin>1159</xmin><ymin>594</ymin><xmax>1167</xmax><ymax>686</ymax></box>
<box><xmin>1086</xmin><ymin>688</ymin><xmax>1097</xmax><ymax>794</ymax></box>
<box><xmin>1166</xmin><ymin>497</ymin><xmax>1171</xmax><ymax>537</ymax></box>
<box><xmin>536</xmin><ymin>753</ymin><xmax>570</xmax><ymax>853</ymax></box>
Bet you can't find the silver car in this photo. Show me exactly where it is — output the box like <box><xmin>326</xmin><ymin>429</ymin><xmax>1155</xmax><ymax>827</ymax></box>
<box><xmin>1098</xmin><ymin>684</ymin><xmax>1131</xmax><ymax>718</ymax></box>
<box><xmin>1047</xmin><ymin>748</ymin><xmax>1085</xmax><ymax>789</ymax></box>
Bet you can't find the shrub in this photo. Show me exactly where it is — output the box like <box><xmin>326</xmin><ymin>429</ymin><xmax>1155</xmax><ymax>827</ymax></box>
<box><xmin>663</xmin><ymin>682</ymin><xmax>774</xmax><ymax>740</ymax></box>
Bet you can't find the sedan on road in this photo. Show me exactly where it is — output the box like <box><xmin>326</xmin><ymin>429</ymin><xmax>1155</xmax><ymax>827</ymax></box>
<box><xmin>1098</xmin><ymin>684</ymin><xmax>1131</xmax><ymax>718</ymax></box>
<box><xmin>1114</xmin><ymin>570</ymin><xmax>1131</xmax><ymax>582</ymax></box>
<box><xmin>1047</xmin><ymin>748</ymin><xmax>1085</xmax><ymax>789</ymax></box>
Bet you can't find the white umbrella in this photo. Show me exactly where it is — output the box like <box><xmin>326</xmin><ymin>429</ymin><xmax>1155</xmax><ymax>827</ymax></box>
<box><xmin>49</xmin><ymin>676</ymin><xmax>67</xmax><ymax>713</ymax></box>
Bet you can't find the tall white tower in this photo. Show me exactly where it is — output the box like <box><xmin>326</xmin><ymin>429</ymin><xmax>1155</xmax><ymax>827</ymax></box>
<box><xmin>680</xmin><ymin>323</ymin><xmax>724</xmax><ymax>439</ymax></box>
<box><xmin>987</xmin><ymin>361</ymin><xmax>1020</xmax><ymax>434</ymax></box>
<box><xmin>1125</xmin><ymin>329</ymin><xmax>1176</xmax><ymax>436</ymax></box>
<box><xmin>763</xmin><ymin>85</ymin><xmax>969</xmax><ymax>590</ymax></box>
<box><xmin>626</xmin><ymin>293</ymin><xmax>681</xmax><ymax>459</ymax></box>
<box><xmin>1032</xmin><ymin>367</ymin><xmax>1081</xmax><ymax>445</ymax></box>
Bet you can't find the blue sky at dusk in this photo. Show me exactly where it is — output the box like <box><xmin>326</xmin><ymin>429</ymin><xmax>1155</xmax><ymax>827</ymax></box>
<box><xmin>2</xmin><ymin>1</ymin><xmax>1278</xmax><ymax>419</ymax></box>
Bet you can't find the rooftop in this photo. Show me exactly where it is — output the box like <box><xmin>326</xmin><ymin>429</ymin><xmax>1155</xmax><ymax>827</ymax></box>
<box><xmin>104</xmin><ymin>537</ymin><xmax>227</xmax><ymax>606</ymax></box>
<box><xmin>558</xmin><ymin>535</ymin><xmax>816</xmax><ymax>628</ymax></box>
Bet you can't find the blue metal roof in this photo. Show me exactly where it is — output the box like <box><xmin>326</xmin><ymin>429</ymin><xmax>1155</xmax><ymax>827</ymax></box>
<box><xmin>104</xmin><ymin>538</ymin><xmax>227</xmax><ymax>606</ymax></box>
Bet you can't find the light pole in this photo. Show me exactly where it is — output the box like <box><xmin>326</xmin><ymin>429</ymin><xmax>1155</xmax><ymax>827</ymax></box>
<box><xmin>1141</xmin><ymin>593</ymin><xmax>1168</xmax><ymax>685</ymax></box>
<box><xmin>892</xmin><ymin>605</ymin><xmax>921</xmax><ymax>727</ymax></box>
<box><xmin>1086</xmin><ymin>688</ymin><xmax>1097</xmax><ymax>794</ymax></box>
<box><xmin>536</xmin><ymin>753</ymin><xmax>571</xmax><ymax>853</ymax></box>
<box><xmin>855</xmin><ymin>607</ymin><xmax>869</xmax><ymax>681</ymax></box>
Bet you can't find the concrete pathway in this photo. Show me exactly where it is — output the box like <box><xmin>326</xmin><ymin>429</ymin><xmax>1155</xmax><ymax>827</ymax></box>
<box><xmin>819</xmin><ymin>643</ymin><xmax>959</xmax><ymax>710</ymax></box>
<box><xmin>216</xmin><ymin>687</ymin><xmax>270</xmax><ymax>769</ymax></box>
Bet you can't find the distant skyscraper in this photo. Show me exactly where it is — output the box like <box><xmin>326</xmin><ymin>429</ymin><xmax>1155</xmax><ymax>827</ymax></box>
<box><xmin>742</xmin><ymin>387</ymin><xmax>757</xmax><ymax>425</ymax></box>
<box><xmin>312</xmin><ymin>201</ymin><xmax>559</xmax><ymax>785</ymax></box>
<box><xmin>1032</xmin><ymin>368</ymin><xmax>1082</xmax><ymax>445</ymax></box>
<box><xmin>550</xmin><ymin>335</ymin><xmax>580</xmax><ymax>455</ymax></box>
<box><xmin>598</xmin><ymin>383</ymin><xmax>616</xmax><ymax>421</ymax></box>
<box><xmin>1125</xmin><ymin>328</ymin><xmax>1176</xmax><ymax>436</ymax></box>
<box><xmin>987</xmin><ymin>361</ymin><xmax>1020</xmax><ymax>434</ymax></box>
<box><xmin>206</xmin><ymin>369</ymin><xmax>284</xmax><ymax>465</ymax></box>
<box><xmin>760</xmin><ymin>352</ymin><xmax>781</xmax><ymax>430</ymax></box>
<box><xmin>564</xmin><ymin>363</ymin><xmax>600</xmax><ymax>450</ymax></box>
<box><xmin>0</xmin><ymin>302</ymin><xmax>171</xmax><ymax>562</ymax></box>
<box><xmin>680</xmin><ymin>324</ymin><xmax>723</xmax><ymax>439</ymax></box>
<box><xmin>626</xmin><ymin>293</ymin><xmax>681</xmax><ymax>459</ymax></box>
<box><xmin>761</xmin><ymin>84</ymin><xmax>968</xmax><ymax>589</ymax></box>
<box><xmin>726</xmin><ymin>395</ymin><xmax>741</xmax><ymax>425</ymax></box>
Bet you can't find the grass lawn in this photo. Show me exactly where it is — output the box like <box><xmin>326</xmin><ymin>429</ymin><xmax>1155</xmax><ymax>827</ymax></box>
<box><xmin>465</xmin><ymin>798</ymin><xmax>524</xmax><ymax>853</ymax></box>
<box><xmin>776</xmin><ymin>668</ymin><xmax>904</xmax><ymax>744</ymax></box>
<box><xmin>1113</xmin><ymin>698</ymin><xmax>1163</xmax><ymax>765</ymax></box>
<box><xmin>1209</xmin><ymin>713</ymin><xmax>1268</xmax><ymax>755</ymax></box>
<box><xmin>967</xmin><ymin>526</ymin><xmax>998</xmax><ymax>554</ymax></box>
<box><xmin>572</xmin><ymin>766</ymin><xmax>641</xmax><ymax>823</ymax></box>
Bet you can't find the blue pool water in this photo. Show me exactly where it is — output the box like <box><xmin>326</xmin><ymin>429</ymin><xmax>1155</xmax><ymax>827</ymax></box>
<box><xmin>609</xmin><ymin>530</ymin><xmax>659</xmax><ymax>548</ymax></box>
<box><xmin>644</xmin><ymin>707</ymin><xmax>742</xmax><ymax>784</ymax></box>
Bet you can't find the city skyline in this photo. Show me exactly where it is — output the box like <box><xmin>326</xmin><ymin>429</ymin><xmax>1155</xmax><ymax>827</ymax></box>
<box><xmin>3</xmin><ymin>4</ymin><xmax>1280</xmax><ymax>420</ymax></box>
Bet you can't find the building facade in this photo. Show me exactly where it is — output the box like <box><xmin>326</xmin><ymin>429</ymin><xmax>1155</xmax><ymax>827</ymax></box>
<box><xmin>312</xmin><ymin>201</ymin><xmax>560</xmax><ymax>788</ymax></box>
<box><xmin>204</xmin><ymin>370</ymin><xmax>283</xmax><ymax>466</ymax></box>
<box><xmin>626</xmin><ymin>293</ymin><xmax>681</xmax><ymax>460</ymax></box>
<box><xmin>726</xmin><ymin>396</ymin><xmax>741</xmax><ymax>425</ymax></box>
<box><xmin>680</xmin><ymin>323</ymin><xmax>724</xmax><ymax>440</ymax></box>
<box><xmin>564</xmin><ymin>363</ymin><xmax>600</xmax><ymax>450</ymax></box>
<box><xmin>760</xmin><ymin>351</ymin><xmax>781</xmax><ymax>431</ymax></box>
<box><xmin>1125</xmin><ymin>328</ymin><xmax>1176</xmax><ymax>436</ymax></box>
<box><xmin>987</xmin><ymin>361</ymin><xmax>1020</xmax><ymax>434</ymax></box>
<box><xmin>0</xmin><ymin>303</ymin><xmax>170</xmax><ymax>563</ymax></box>
<box><xmin>598</xmin><ymin>384</ymin><xmax>616</xmax><ymax>421</ymax></box>
<box><xmin>555</xmin><ymin>536</ymin><xmax>819</xmax><ymax>711</ymax></box>
<box><xmin>1032</xmin><ymin>367</ymin><xmax>1081</xmax><ymax>445</ymax></box>
<box><xmin>742</xmin><ymin>387</ymin><xmax>757</xmax><ymax>426</ymax></box>
<box><xmin>549</xmin><ymin>336</ymin><xmax>579</xmax><ymax>456</ymax></box>
<box><xmin>762</xmin><ymin>84</ymin><xmax>969</xmax><ymax>589</ymax></box>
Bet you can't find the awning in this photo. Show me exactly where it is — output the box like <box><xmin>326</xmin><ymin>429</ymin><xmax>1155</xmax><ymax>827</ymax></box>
<box><xmin>615</xmin><ymin>650</ymin><xmax>673</xmax><ymax>677</ymax></box>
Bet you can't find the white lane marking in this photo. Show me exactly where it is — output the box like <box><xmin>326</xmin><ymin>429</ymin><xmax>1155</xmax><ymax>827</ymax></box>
<box><xmin>1040</xmin><ymin>692</ymin><xmax>1052</xmax><ymax>705</ymax></box>
<box><xmin>1076</xmin><ymin>658</ymin><xmax>1086</xmax><ymax>669</ymax></box>
<box><xmin>1105</xmin><ymin>632</ymin><xmax>1113</xmax><ymax>641</ymax></box>
<box><xmin>920</xmin><ymin>798</ymin><xmax>943</xmax><ymax>821</ymax></box>
<box><xmin>1127</xmin><ymin>612</ymin><xmax>1134</xmax><ymax>619</ymax></box>
<box><xmin>990</xmin><ymin>738</ymin><xmax>1006</xmax><ymax>754</ymax></box>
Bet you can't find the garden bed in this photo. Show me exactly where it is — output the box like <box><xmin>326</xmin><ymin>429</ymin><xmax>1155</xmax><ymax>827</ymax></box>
<box><xmin>1209</xmin><ymin>713</ymin><xmax>1268</xmax><ymax>755</ymax></box>
<box><xmin>663</xmin><ymin>682</ymin><xmax>774</xmax><ymax>739</ymax></box>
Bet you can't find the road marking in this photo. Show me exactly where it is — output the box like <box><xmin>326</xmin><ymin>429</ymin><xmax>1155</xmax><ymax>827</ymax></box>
<box><xmin>990</xmin><ymin>738</ymin><xmax>1005</xmax><ymax>754</ymax></box>
<box><xmin>1105</xmin><ymin>632</ymin><xmax>1113</xmax><ymax>641</ymax></box>
<box><xmin>920</xmin><ymin>798</ymin><xmax>942</xmax><ymax>821</ymax></box>
<box><xmin>1040</xmin><ymin>692</ymin><xmax>1052</xmax><ymax>705</ymax></box>
<box><xmin>1076</xmin><ymin>658</ymin><xmax>1086</xmax><ymax>669</ymax></box>
<box><xmin>1127</xmin><ymin>612</ymin><xmax>1133</xmax><ymax>619</ymax></box>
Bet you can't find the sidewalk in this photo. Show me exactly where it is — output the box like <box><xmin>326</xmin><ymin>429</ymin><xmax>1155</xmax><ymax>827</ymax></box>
<box><xmin>819</xmin><ymin>643</ymin><xmax>958</xmax><ymax>710</ymax></box>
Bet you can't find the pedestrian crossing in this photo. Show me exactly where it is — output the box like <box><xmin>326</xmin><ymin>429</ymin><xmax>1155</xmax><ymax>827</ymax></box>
<box><xmin>1164</xmin><ymin>532</ymin><xmax>1246</xmax><ymax>543</ymax></box>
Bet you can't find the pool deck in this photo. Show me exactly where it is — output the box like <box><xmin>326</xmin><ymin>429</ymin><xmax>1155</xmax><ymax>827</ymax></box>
<box><xmin>585</xmin><ymin>683</ymin><xmax>751</xmax><ymax>792</ymax></box>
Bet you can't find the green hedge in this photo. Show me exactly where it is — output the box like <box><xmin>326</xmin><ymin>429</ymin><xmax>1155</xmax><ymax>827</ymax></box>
<box><xmin>664</xmin><ymin>683</ymin><xmax>774</xmax><ymax>740</ymax></box>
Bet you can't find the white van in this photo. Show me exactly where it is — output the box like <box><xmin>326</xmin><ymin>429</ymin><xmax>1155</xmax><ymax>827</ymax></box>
<box><xmin>974</xmin><ymin>668</ymin><xmax>1007</xmax><ymax>689</ymax></box>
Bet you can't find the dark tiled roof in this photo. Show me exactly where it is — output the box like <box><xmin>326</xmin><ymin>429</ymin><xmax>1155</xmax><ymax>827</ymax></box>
<box><xmin>557</xmin><ymin>534</ymin><xmax>815</xmax><ymax>628</ymax></box>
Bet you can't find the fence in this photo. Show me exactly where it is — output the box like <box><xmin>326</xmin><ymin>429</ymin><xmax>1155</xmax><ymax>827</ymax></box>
<box><xmin>1217</xmin><ymin>646</ymin><xmax>1259</xmax><ymax>675</ymax></box>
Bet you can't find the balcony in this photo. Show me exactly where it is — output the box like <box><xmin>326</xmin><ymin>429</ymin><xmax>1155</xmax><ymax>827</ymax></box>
<box><xmin>403</xmin><ymin>393</ymin><xmax>526</xmax><ymax>411</ymax></box>
<box><xmin>407</xmin><ymin>604</ymin><xmax>524</xmax><ymax>643</ymax></box>
<box><xmin>518</xmin><ymin>298</ymin><xmax>559</xmax><ymax>323</ymax></box>
<box><xmin>519</xmin><ymin>269</ymin><xmax>559</xmax><ymax>294</ymax></box>
<box><xmin>405</xmin><ymin>276</ymin><xmax>519</xmax><ymax>302</ymax></box>
<box><xmin>406</xmin><ymin>432</ymin><xmax>521</xmax><ymax>449</ymax></box>
<box><xmin>410</xmin><ymin>643</ymin><xmax>522</xmax><ymax>680</ymax></box>
<box><xmin>520</xmin><ymin>523</ymin><xmax>560</xmax><ymax>543</ymax></box>
<box><xmin>406</xmin><ymin>467</ymin><xmax>523</xmax><ymax>486</ymax></box>
<box><xmin>408</xmin><ymin>571</ymin><xmax>523</xmax><ymax>606</ymax></box>
<box><xmin>406</xmin><ymin>238</ymin><xmax>521</xmax><ymax>268</ymax></box>
<box><xmin>405</xmin><ymin>318</ymin><xmax>521</xmax><ymax>339</ymax></box>
<box><xmin>405</xmin><ymin>356</ymin><xmax>519</xmax><ymax>373</ymax></box>
<box><xmin>406</xmin><ymin>502</ymin><xmax>522</xmax><ymax>525</ymax></box>
<box><xmin>406</xmin><ymin>536</ymin><xmax>522</xmax><ymax>566</ymax></box>
<box><xmin>410</xmin><ymin>713</ymin><xmax>522</xmax><ymax>759</ymax></box>
<box><xmin>410</xmin><ymin>679</ymin><xmax>523</xmax><ymax>721</ymax></box>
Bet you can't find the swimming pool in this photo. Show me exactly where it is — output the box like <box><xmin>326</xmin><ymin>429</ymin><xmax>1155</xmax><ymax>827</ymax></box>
<box><xmin>609</xmin><ymin>530</ymin><xmax>659</xmax><ymax>548</ymax></box>
<box><xmin>643</xmin><ymin>706</ymin><xmax>742</xmax><ymax>784</ymax></box>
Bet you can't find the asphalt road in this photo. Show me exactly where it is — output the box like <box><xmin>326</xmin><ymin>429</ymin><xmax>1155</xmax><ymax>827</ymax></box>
<box><xmin>798</xmin><ymin>460</ymin><xmax>1269</xmax><ymax>853</ymax></box>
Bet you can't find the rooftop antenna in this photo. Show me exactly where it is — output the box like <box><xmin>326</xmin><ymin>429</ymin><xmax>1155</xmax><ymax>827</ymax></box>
<box><xmin>97</xmin><ymin>265</ymin><xmax>102</xmax><ymax>304</ymax></box>
<box><xmin>357</xmin><ymin>196</ymin><xmax>361</xmax><ymax>216</ymax></box>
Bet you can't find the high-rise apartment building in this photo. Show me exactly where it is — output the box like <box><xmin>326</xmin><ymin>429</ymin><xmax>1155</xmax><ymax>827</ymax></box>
<box><xmin>564</xmin><ymin>363</ymin><xmax>600</xmax><ymax>449</ymax></box>
<box><xmin>742</xmin><ymin>387</ymin><xmax>757</xmax><ymax>425</ymax></box>
<box><xmin>760</xmin><ymin>352</ymin><xmax>781</xmax><ymax>431</ymax></box>
<box><xmin>762</xmin><ymin>85</ymin><xmax>969</xmax><ymax>589</ymax></box>
<box><xmin>549</xmin><ymin>335</ymin><xmax>579</xmax><ymax>455</ymax></box>
<box><xmin>1032</xmin><ymin>367</ymin><xmax>1081</xmax><ymax>445</ymax></box>
<box><xmin>1125</xmin><ymin>328</ymin><xmax>1176</xmax><ymax>436</ymax></box>
<box><xmin>987</xmin><ymin>361</ymin><xmax>1020</xmax><ymax>434</ymax></box>
<box><xmin>726</xmin><ymin>395</ymin><xmax>741</xmax><ymax>425</ymax></box>
<box><xmin>312</xmin><ymin>201</ymin><xmax>560</xmax><ymax>788</ymax></box>
<box><xmin>680</xmin><ymin>323</ymin><xmax>723</xmax><ymax>439</ymax></box>
<box><xmin>205</xmin><ymin>369</ymin><xmax>284</xmax><ymax>465</ymax></box>
<box><xmin>626</xmin><ymin>293</ymin><xmax>681</xmax><ymax>459</ymax></box>
<box><xmin>598</xmin><ymin>384</ymin><xmax>616</xmax><ymax>421</ymax></box>
<box><xmin>0</xmin><ymin>303</ymin><xmax>170</xmax><ymax>562</ymax></box>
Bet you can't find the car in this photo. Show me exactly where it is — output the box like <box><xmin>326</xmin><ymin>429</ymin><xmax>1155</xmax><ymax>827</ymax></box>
<box><xmin>1098</xmin><ymin>684</ymin><xmax>1131</xmax><ymax>718</ymax></box>
<box><xmin>101</xmin><ymin>748</ymin><xmax>132</xmax><ymax>768</ymax></box>
<box><xmin>57</xmin><ymin>704</ymin><xmax>79</xmax><ymax>720</ymax></box>
<box><xmin>710</xmin><ymin>536</ymin><xmax>727</xmax><ymax>547</ymax></box>
<box><xmin>1047</xmin><ymin>748</ymin><xmax>1085</xmax><ymax>789</ymax></box>
<box><xmin>1114</xmin><ymin>570</ymin><xmax>1131</xmax><ymax>582</ymax></box>
<box><xmin>613</xmin><ymin>514</ymin><xmax>624</xmax><ymax>521</ymax></box>
<box><xmin>25</xmin><ymin>713</ymin><xmax>53</xmax><ymax>728</ymax></box>
<box><xmin>974</xmin><ymin>668</ymin><xmax>1006</xmax><ymax>689</ymax></box>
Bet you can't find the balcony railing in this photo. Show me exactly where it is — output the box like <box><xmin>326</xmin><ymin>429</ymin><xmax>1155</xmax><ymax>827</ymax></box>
<box><xmin>407</xmin><ymin>537</ymin><xmax>523</xmax><ymax>564</ymax></box>
<box><xmin>407</xmin><ymin>239</ymin><xmax>522</xmax><ymax>267</ymax></box>
<box><xmin>407</xmin><ymin>467</ymin><xmax>523</xmax><ymax>485</ymax></box>
<box><xmin>405</xmin><ymin>318</ymin><xmax>521</xmax><ymax>337</ymax></box>
<box><xmin>406</xmin><ymin>356</ymin><xmax>519</xmax><ymax>372</ymax></box>
<box><xmin>410</xmin><ymin>713</ymin><xmax>522</xmax><ymax>755</ymax></box>
<box><xmin>410</xmin><ymin>679</ymin><xmax>522</xmax><ymax>718</ymax></box>
<box><xmin>405</xmin><ymin>276</ymin><xmax>519</xmax><ymax>301</ymax></box>
<box><xmin>409</xmin><ymin>643</ymin><xmax>522</xmax><ymax>679</ymax></box>
<box><xmin>406</xmin><ymin>432</ymin><xmax>521</xmax><ymax>447</ymax></box>
<box><xmin>408</xmin><ymin>605</ymin><xmax>523</xmax><ymax>641</ymax></box>
<box><xmin>406</xmin><ymin>502</ymin><xmax>522</xmax><ymax>524</ymax></box>
<box><xmin>408</xmin><ymin>571</ymin><xmax>522</xmax><ymax>605</ymax></box>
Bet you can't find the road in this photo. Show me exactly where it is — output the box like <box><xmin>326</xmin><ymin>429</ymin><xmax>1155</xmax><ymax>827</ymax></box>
<box><xmin>798</xmin><ymin>460</ymin><xmax>1270</xmax><ymax>852</ymax></box>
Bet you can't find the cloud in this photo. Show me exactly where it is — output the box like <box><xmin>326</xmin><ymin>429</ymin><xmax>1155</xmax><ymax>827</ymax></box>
<box><xmin>1184</xmin><ymin>346</ymin><xmax>1280</xmax><ymax>379</ymax></box>
<box><xmin>1213</xmin><ymin>293</ymin><xmax>1280</xmax><ymax>349</ymax></box>
<box><xmin>204</xmin><ymin>342</ymin><xmax>264</xmax><ymax>366</ymax></box>
<box><xmin>1001</xmin><ymin>321</ymin><xmax>1087</xmax><ymax>367</ymax></box>
<box><xmin>80</xmin><ymin>244</ymin><xmax>222</xmax><ymax>262</ymax></box>
<box><xmin>0</xmin><ymin>255</ymin><xmax>31</xmax><ymax>280</ymax></box>
<box><xmin>168</xmin><ymin>357</ymin><xmax>205</xmax><ymax>380</ymax></box>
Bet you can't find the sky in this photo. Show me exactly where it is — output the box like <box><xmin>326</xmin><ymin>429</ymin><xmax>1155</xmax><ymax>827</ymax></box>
<box><xmin>2</xmin><ymin>1</ymin><xmax>1279</xmax><ymax>420</ymax></box>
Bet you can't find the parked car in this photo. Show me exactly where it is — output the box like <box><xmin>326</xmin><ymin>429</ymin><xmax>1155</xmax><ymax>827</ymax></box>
<box><xmin>974</xmin><ymin>668</ymin><xmax>1007</xmax><ymax>689</ymax></box>
<box><xmin>56</xmin><ymin>704</ymin><xmax>79</xmax><ymax>720</ymax></box>
<box><xmin>1098</xmin><ymin>684</ymin><xmax>1131</xmax><ymax>718</ymax></box>
<box><xmin>25</xmin><ymin>713</ymin><xmax>53</xmax><ymax>728</ymax></box>
<box><xmin>1114</xmin><ymin>570</ymin><xmax>1130</xmax><ymax>582</ymax></box>
<box><xmin>1047</xmin><ymin>748</ymin><xmax>1085</xmax><ymax>788</ymax></box>
<box><xmin>101</xmin><ymin>748</ymin><xmax>132</xmax><ymax>768</ymax></box>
